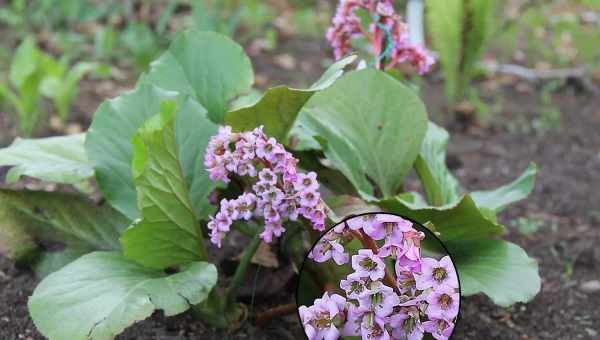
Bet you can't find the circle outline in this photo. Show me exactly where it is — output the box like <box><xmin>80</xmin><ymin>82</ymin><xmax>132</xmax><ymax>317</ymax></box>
<box><xmin>294</xmin><ymin>211</ymin><xmax>462</xmax><ymax>340</ymax></box>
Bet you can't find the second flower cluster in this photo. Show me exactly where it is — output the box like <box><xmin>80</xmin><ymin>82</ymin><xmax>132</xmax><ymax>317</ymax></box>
<box><xmin>299</xmin><ymin>213</ymin><xmax>459</xmax><ymax>340</ymax></box>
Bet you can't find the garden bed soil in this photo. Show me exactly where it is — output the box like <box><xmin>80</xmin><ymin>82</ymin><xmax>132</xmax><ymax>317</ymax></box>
<box><xmin>1</xmin><ymin>37</ymin><xmax>600</xmax><ymax>339</ymax></box>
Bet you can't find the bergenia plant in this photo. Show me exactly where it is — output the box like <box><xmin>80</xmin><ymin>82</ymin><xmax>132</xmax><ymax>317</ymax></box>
<box><xmin>299</xmin><ymin>214</ymin><xmax>459</xmax><ymax>340</ymax></box>
<box><xmin>0</xmin><ymin>1</ymin><xmax>540</xmax><ymax>338</ymax></box>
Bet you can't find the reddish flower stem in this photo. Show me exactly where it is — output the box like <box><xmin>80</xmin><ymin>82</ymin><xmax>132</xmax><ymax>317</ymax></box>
<box><xmin>255</xmin><ymin>303</ymin><xmax>297</xmax><ymax>327</ymax></box>
<box><xmin>348</xmin><ymin>225</ymin><xmax>400</xmax><ymax>294</ymax></box>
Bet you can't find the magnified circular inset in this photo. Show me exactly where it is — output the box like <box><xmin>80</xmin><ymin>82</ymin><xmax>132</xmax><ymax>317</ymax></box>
<box><xmin>296</xmin><ymin>212</ymin><xmax>460</xmax><ymax>340</ymax></box>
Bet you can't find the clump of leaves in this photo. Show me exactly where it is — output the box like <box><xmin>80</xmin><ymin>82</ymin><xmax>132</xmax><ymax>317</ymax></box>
<box><xmin>0</xmin><ymin>29</ymin><xmax>540</xmax><ymax>340</ymax></box>
<box><xmin>0</xmin><ymin>37</ymin><xmax>48</xmax><ymax>136</ymax></box>
<box><xmin>190</xmin><ymin>0</ymin><xmax>276</xmax><ymax>43</ymax></box>
<box><xmin>0</xmin><ymin>37</ymin><xmax>97</xmax><ymax>136</ymax></box>
<box><xmin>426</xmin><ymin>0</ymin><xmax>497</xmax><ymax>104</ymax></box>
<box><xmin>496</xmin><ymin>1</ymin><xmax>600</xmax><ymax>69</ymax></box>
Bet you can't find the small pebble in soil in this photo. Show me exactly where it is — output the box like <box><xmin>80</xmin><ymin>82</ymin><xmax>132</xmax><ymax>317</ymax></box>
<box><xmin>579</xmin><ymin>280</ymin><xmax>600</xmax><ymax>294</ymax></box>
<box><xmin>0</xmin><ymin>270</ymin><xmax>9</xmax><ymax>282</ymax></box>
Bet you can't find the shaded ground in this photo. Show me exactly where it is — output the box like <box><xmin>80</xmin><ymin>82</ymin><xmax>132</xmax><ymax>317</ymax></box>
<box><xmin>1</xmin><ymin>35</ymin><xmax>600</xmax><ymax>340</ymax></box>
<box><xmin>441</xmin><ymin>87</ymin><xmax>600</xmax><ymax>340</ymax></box>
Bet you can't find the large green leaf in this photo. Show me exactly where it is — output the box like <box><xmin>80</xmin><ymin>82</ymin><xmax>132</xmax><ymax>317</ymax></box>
<box><xmin>310</xmin><ymin>55</ymin><xmax>358</xmax><ymax>91</ymax></box>
<box><xmin>142</xmin><ymin>30</ymin><xmax>253</xmax><ymax>123</ymax></box>
<box><xmin>298</xmin><ymin>69</ymin><xmax>428</xmax><ymax>199</ymax></box>
<box><xmin>31</xmin><ymin>247</ymin><xmax>89</xmax><ymax>279</ymax></box>
<box><xmin>471</xmin><ymin>163</ymin><xmax>537</xmax><ymax>212</ymax></box>
<box><xmin>0</xmin><ymin>189</ymin><xmax>129</xmax><ymax>260</ymax></box>
<box><xmin>224</xmin><ymin>55</ymin><xmax>356</xmax><ymax>143</ymax></box>
<box><xmin>450</xmin><ymin>239</ymin><xmax>541</xmax><ymax>306</ymax></box>
<box><xmin>377</xmin><ymin>194</ymin><xmax>503</xmax><ymax>243</ymax></box>
<box><xmin>414</xmin><ymin>122</ymin><xmax>460</xmax><ymax>206</ymax></box>
<box><xmin>0</xmin><ymin>133</ymin><xmax>93</xmax><ymax>186</ymax></box>
<box><xmin>29</xmin><ymin>252</ymin><xmax>217</xmax><ymax>340</ymax></box>
<box><xmin>86</xmin><ymin>83</ymin><xmax>179</xmax><ymax>219</ymax></box>
<box><xmin>0</xmin><ymin>197</ymin><xmax>36</xmax><ymax>260</ymax></box>
<box><xmin>86</xmin><ymin>84</ymin><xmax>217</xmax><ymax>220</ymax></box>
<box><xmin>225</xmin><ymin>86</ymin><xmax>312</xmax><ymax>142</ymax></box>
<box><xmin>120</xmin><ymin>109</ymin><xmax>207</xmax><ymax>269</ymax></box>
<box><xmin>175</xmin><ymin>98</ymin><xmax>220</xmax><ymax>219</ymax></box>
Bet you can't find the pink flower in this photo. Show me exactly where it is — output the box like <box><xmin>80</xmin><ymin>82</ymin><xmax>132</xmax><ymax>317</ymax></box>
<box><xmin>376</xmin><ymin>1</ymin><xmax>394</xmax><ymax>16</ymax></box>
<box><xmin>219</xmin><ymin>199</ymin><xmax>238</xmax><ymax>220</ymax></box>
<box><xmin>280</xmin><ymin>199</ymin><xmax>299</xmax><ymax>221</ymax></box>
<box><xmin>294</xmin><ymin>171</ymin><xmax>319</xmax><ymax>191</ymax></box>
<box><xmin>415</xmin><ymin>256</ymin><xmax>459</xmax><ymax>290</ymax></box>
<box><xmin>263</xmin><ymin>203</ymin><xmax>281</xmax><ymax>223</ymax></box>
<box><xmin>395</xmin><ymin>44</ymin><xmax>436</xmax><ymax>75</ymax></box>
<box><xmin>255</xmin><ymin>137</ymin><xmax>278</xmax><ymax>159</ymax></box>
<box><xmin>378</xmin><ymin>236</ymin><xmax>403</xmax><ymax>258</ymax></box>
<box><xmin>299</xmin><ymin>188</ymin><xmax>321</xmax><ymax>207</ymax></box>
<box><xmin>352</xmin><ymin>249</ymin><xmax>386</xmax><ymax>281</ymax></box>
<box><xmin>389</xmin><ymin>306</ymin><xmax>424</xmax><ymax>340</ymax></box>
<box><xmin>235</xmin><ymin>137</ymin><xmax>255</xmax><ymax>160</ymax></box>
<box><xmin>362</xmin><ymin>218</ymin><xmax>387</xmax><ymax>240</ymax></box>
<box><xmin>236</xmin><ymin>161</ymin><xmax>256</xmax><ymax>177</ymax></box>
<box><xmin>376</xmin><ymin>214</ymin><xmax>413</xmax><ymax>241</ymax></box>
<box><xmin>357</xmin><ymin>281</ymin><xmax>400</xmax><ymax>317</ymax></box>
<box><xmin>346</xmin><ymin>215</ymin><xmax>374</xmax><ymax>231</ymax></box>
<box><xmin>341</xmin><ymin>303</ymin><xmax>363</xmax><ymax>336</ymax></box>
<box><xmin>395</xmin><ymin>265</ymin><xmax>418</xmax><ymax>294</ymax></box>
<box><xmin>395</xmin><ymin>243</ymin><xmax>422</xmax><ymax>271</ymax></box>
<box><xmin>426</xmin><ymin>286</ymin><xmax>460</xmax><ymax>320</ymax></box>
<box><xmin>326</xmin><ymin>0</ymin><xmax>435</xmax><ymax>74</ymax></box>
<box><xmin>299</xmin><ymin>292</ymin><xmax>347</xmax><ymax>340</ymax></box>
<box><xmin>233</xmin><ymin>193</ymin><xmax>256</xmax><ymax>220</ymax></box>
<box><xmin>214</xmin><ymin>211</ymin><xmax>232</xmax><ymax>231</ymax></box>
<box><xmin>260</xmin><ymin>221</ymin><xmax>285</xmax><ymax>243</ymax></box>
<box><xmin>422</xmin><ymin>318</ymin><xmax>455</xmax><ymax>340</ymax></box>
<box><xmin>360</xmin><ymin>312</ymin><xmax>391</xmax><ymax>340</ymax></box>
<box><xmin>258</xmin><ymin>168</ymin><xmax>277</xmax><ymax>185</ymax></box>
<box><xmin>309</xmin><ymin>231</ymin><xmax>350</xmax><ymax>265</ymax></box>
<box><xmin>261</xmin><ymin>187</ymin><xmax>285</xmax><ymax>206</ymax></box>
<box><xmin>340</xmin><ymin>272</ymin><xmax>368</xmax><ymax>299</ymax></box>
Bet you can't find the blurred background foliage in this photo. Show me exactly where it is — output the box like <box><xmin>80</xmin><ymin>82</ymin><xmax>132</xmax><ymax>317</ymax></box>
<box><xmin>0</xmin><ymin>0</ymin><xmax>598</xmax><ymax>138</ymax></box>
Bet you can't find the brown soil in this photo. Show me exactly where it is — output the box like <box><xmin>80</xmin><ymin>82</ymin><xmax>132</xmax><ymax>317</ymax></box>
<box><xmin>1</xmin><ymin>34</ymin><xmax>600</xmax><ymax>340</ymax></box>
<box><xmin>438</xmin><ymin>87</ymin><xmax>600</xmax><ymax>340</ymax></box>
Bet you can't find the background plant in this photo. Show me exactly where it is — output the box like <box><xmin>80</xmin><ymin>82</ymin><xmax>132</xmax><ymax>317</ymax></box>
<box><xmin>426</xmin><ymin>0</ymin><xmax>497</xmax><ymax>106</ymax></box>
<box><xmin>327</xmin><ymin>0</ymin><xmax>435</xmax><ymax>74</ymax></box>
<box><xmin>0</xmin><ymin>37</ymin><xmax>99</xmax><ymax>136</ymax></box>
<box><xmin>0</xmin><ymin>37</ymin><xmax>51</xmax><ymax>136</ymax></box>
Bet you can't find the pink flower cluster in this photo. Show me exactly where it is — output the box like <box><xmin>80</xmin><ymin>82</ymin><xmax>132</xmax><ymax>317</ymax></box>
<box><xmin>204</xmin><ymin>126</ymin><xmax>326</xmax><ymax>247</ymax></box>
<box><xmin>300</xmin><ymin>214</ymin><xmax>459</xmax><ymax>340</ymax></box>
<box><xmin>326</xmin><ymin>0</ymin><xmax>435</xmax><ymax>74</ymax></box>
